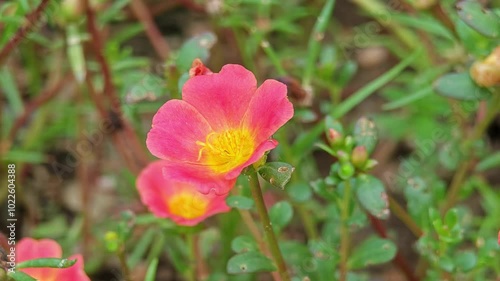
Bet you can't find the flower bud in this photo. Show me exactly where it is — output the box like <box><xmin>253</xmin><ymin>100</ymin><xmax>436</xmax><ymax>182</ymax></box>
<box><xmin>327</xmin><ymin>128</ymin><xmax>343</xmax><ymax>146</ymax></box>
<box><xmin>470</xmin><ymin>46</ymin><xmax>500</xmax><ymax>87</ymax></box>
<box><xmin>61</xmin><ymin>0</ymin><xmax>84</xmax><ymax>22</ymax></box>
<box><xmin>189</xmin><ymin>58</ymin><xmax>213</xmax><ymax>77</ymax></box>
<box><xmin>351</xmin><ymin>146</ymin><xmax>368</xmax><ymax>168</ymax></box>
<box><xmin>344</xmin><ymin>135</ymin><xmax>355</xmax><ymax>151</ymax></box>
<box><xmin>338</xmin><ymin>163</ymin><xmax>355</xmax><ymax>180</ymax></box>
<box><xmin>104</xmin><ymin>231</ymin><xmax>120</xmax><ymax>252</ymax></box>
<box><xmin>336</xmin><ymin>150</ymin><xmax>350</xmax><ymax>163</ymax></box>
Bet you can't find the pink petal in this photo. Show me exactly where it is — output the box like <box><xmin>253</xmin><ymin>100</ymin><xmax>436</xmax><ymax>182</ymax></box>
<box><xmin>17</xmin><ymin>238</ymin><xmax>62</xmax><ymax>281</ymax></box>
<box><xmin>147</xmin><ymin>100</ymin><xmax>212</xmax><ymax>162</ymax></box>
<box><xmin>136</xmin><ymin>161</ymin><xmax>173</xmax><ymax>217</ymax></box>
<box><xmin>182</xmin><ymin>64</ymin><xmax>257</xmax><ymax>130</ymax></box>
<box><xmin>57</xmin><ymin>254</ymin><xmax>91</xmax><ymax>281</ymax></box>
<box><xmin>17</xmin><ymin>238</ymin><xmax>62</xmax><ymax>262</ymax></box>
<box><xmin>136</xmin><ymin>161</ymin><xmax>232</xmax><ymax>225</ymax></box>
<box><xmin>244</xmin><ymin>79</ymin><xmax>294</xmax><ymax>144</ymax></box>
<box><xmin>163</xmin><ymin>163</ymin><xmax>237</xmax><ymax>195</ymax></box>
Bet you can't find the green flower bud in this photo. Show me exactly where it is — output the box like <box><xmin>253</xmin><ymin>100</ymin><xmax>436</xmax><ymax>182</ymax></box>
<box><xmin>338</xmin><ymin>163</ymin><xmax>355</xmax><ymax>180</ymax></box>
<box><xmin>351</xmin><ymin>146</ymin><xmax>368</xmax><ymax>168</ymax></box>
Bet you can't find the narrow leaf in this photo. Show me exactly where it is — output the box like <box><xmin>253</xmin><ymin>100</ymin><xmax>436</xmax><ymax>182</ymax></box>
<box><xmin>17</xmin><ymin>258</ymin><xmax>77</xmax><ymax>269</ymax></box>
<box><xmin>8</xmin><ymin>271</ymin><xmax>37</xmax><ymax>281</ymax></box>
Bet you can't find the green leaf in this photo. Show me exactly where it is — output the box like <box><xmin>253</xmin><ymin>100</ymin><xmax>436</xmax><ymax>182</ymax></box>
<box><xmin>457</xmin><ymin>0</ymin><xmax>500</xmax><ymax>38</ymax></box>
<box><xmin>226</xmin><ymin>195</ymin><xmax>254</xmax><ymax>210</ymax></box>
<box><xmin>287</xmin><ymin>182</ymin><xmax>312</xmax><ymax>202</ymax></box>
<box><xmin>128</xmin><ymin>228</ymin><xmax>156</xmax><ymax>268</ymax></box>
<box><xmin>353</xmin><ymin>117</ymin><xmax>378</xmax><ymax>154</ymax></box>
<box><xmin>476</xmin><ymin>152</ymin><xmax>500</xmax><ymax>171</ymax></box>
<box><xmin>226</xmin><ymin>252</ymin><xmax>276</xmax><ymax>274</ymax></box>
<box><xmin>280</xmin><ymin>241</ymin><xmax>312</xmax><ymax>266</ymax></box>
<box><xmin>269</xmin><ymin>201</ymin><xmax>294</xmax><ymax>231</ymax></box>
<box><xmin>311</xmin><ymin>178</ymin><xmax>338</xmax><ymax>201</ymax></box>
<box><xmin>1</xmin><ymin>66</ymin><xmax>24</xmax><ymax>116</ymax></box>
<box><xmin>176</xmin><ymin>32</ymin><xmax>217</xmax><ymax>72</ymax></box>
<box><xmin>382</xmin><ymin>86</ymin><xmax>434</xmax><ymax>110</ymax></box>
<box><xmin>231</xmin><ymin>236</ymin><xmax>259</xmax><ymax>253</ymax></box>
<box><xmin>334</xmin><ymin>60</ymin><xmax>358</xmax><ymax>88</ymax></box>
<box><xmin>456</xmin><ymin>20</ymin><xmax>497</xmax><ymax>57</ymax></box>
<box><xmin>355</xmin><ymin>175</ymin><xmax>389</xmax><ymax>219</ymax></box>
<box><xmin>144</xmin><ymin>258</ymin><xmax>159</xmax><ymax>281</ymax></box>
<box><xmin>325</xmin><ymin>115</ymin><xmax>344</xmax><ymax>135</ymax></box>
<box><xmin>454</xmin><ymin>251</ymin><xmax>477</xmax><ymax>272</ymax></box>
<box><xmin>17</xmin><ymin>258</ymin><xmax>77</xmax><ymax>269</ymax></box>
<box><xmin>315</xmin><ymin>142</ymin><xmax>335</xmax><ymax>156</ymax></box>
<box><xmin>257</xmin><ymin>162</ymin><xmax>295</xmax><ymax>189</ymax></box>
<box><xmin>332</xmin><ymin>48</ymin><xmax>422</xmax><ymax>118</ymax></box>
<box><xmin>3</xmin><ymin>150</ymin><xmax>46</xmax><ymax>164</ymax></box>
<box><xmin>8</xmin><ymin>271</ymin><xmax>37</xmax><ymax>281</ymax></box>
<box><xmin>434</xmin><ymin>72</ymin><xmax>490</xmax><ymax>101</ymax></box>
<box><xmin>347</xmin><ymin>237</ymin><xmax>397</xmax><ymax>269</ymax></box>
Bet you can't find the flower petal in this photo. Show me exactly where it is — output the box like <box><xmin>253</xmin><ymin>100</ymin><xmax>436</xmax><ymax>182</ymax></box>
<box><xmin>182</xmin><ymin>64</ymin><xmax>257</xmax><ymax>130</ymax></box>
<box><xmin>17</xmin><ymin>238</ymin><xmax>62</xmax><ymax>262</ymax></box>
<box><xmin>17</xmin><ymin>238</ymin><xmax>62</xmax><ymax>281</ymax></box>
<box><xmin>162</xmin><ymin>163</ymin><xmax>237</xmax><ymax>195</ymax></box>
<box><xmin>137</xmin><ymin>161</ymin><xmax>232</xmax><ymax>225</ymax></box>
<box><xmin>136</xmin><ymin>161</ymin><xmax>173</xmax><ymax>218</ymax></box>
<box><xmin>57</xmin><ymin>254</ymin><xmax>91</xmax><ymax>281</ymax></box>
<box><xmin>147</xmin><ymin>100</ymin><xmax>212</xmax><ymax>162</ymax></box>
<box><xmin>244</xmin><ymin>79</ymin><xmax>294</xmax><ymax>144</ymax></box>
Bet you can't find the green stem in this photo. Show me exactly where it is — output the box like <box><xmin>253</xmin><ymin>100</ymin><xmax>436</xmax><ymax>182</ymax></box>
<box><xmin>118</xmin><ymin>246</ymin><xmax>132</xmax><ymax>281</ymax></box>
<box><xmin>350</xmin><ymin>0</ymin><xmax>419</xmax><ymax>51</ymax></box>
<box><xmin>296</xmin><ymin>204</ymin><xmax>319</xmax><ymax>240</ymax></box>
<box><xmin>339</xmin><ymin>180</ymin><xmax>352</xmax><ymax>281</ymax></box>
<box><xmin>186</xmin><ymin>233</ymin><xmax>196</xmax><ymax>281</ymax></box>
<box><xmin>441</xmin><ymin>93</ymin><xmax>500</xmax><ymax>214</ymax></box>
<box><xmin>388</xmin><ymin>195</ymin><xmax>423</xmax><ymax>237</ymax></box>
<box><xmin>248</xmin><ymin>168</ymin><xmax>290</xmax><ymax>281</ymax></box>
<box><xmin>261</xmin><ymin>40</ymin><xmax>287</xmax><ymax>76</ymax></box>
<box><xmin>303</xmin><ymin>0</ymin><xmax>336</xmax><ymax>86</ymax></box>
<box><xmin>332</xmin><ymin>48</ymin><xmax>421</xmax><ymax>118</ymax></box>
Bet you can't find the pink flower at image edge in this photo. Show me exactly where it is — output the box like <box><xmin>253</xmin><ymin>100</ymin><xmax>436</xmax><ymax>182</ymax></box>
<box><xmin>136</xmin><ymin>160</ymin><xmax>231</xmax><ymax>226</ymax></box>
<box><xmin>17</xmin><ymin>238</ymin><xmax>90</xmax><ymax>281</ymax></box>
<box><xmin>146</xmin><ymin>63</ymin><xmax>294</xmax><ymax>194</ymax></box>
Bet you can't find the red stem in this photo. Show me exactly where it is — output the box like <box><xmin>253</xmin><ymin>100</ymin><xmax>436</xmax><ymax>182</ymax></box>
<box><xmin>129</xmin><ymin>0</ymin><xmax>170</xmax><ymax>60</ymax></box>
<box><xmin>0</xmin><ymin>0</ymin><xmax>51</xmax><ymax>65</ymax></box>
<box><xmin>368</xmin><ymin>215</ymin><xmax>419</xmax><ymax>281</ymax></box>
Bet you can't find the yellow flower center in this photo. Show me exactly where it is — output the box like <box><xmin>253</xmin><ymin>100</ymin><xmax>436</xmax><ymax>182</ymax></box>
<box><xmin>168</xmin><ymin>192</ymin><xmax>209</xmax><ymax>219</ymax></box>
<box><xmin>196</xmin><ymin>128</ymin><xmax>255</xmax><ymax>174</ymax></box>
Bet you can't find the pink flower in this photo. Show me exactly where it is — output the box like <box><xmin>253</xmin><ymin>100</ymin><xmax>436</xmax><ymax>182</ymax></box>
<box><xmin>136</xmin><ymin>160</ymin><xmax>231</xmax><ymax>226</ymax></box>
<box><xmin>147</xmin><ymin>63</ymin><xmax>294</xmax><ymax>194</ymax></box>
<box><xmin>17</xmin><ymin>238</ymin><xmax>90</xmax><ymax>281</ymax></box>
